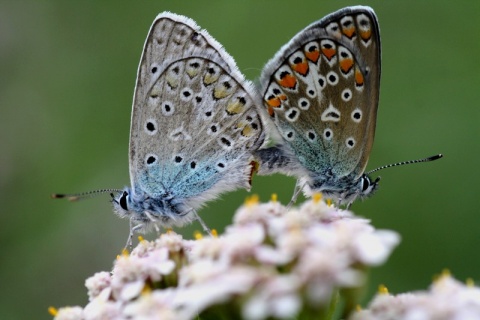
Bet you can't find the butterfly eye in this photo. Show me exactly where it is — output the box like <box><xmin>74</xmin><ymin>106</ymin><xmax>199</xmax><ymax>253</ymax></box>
<box><xmin>361</xmin><ymin>176</ymin><xmax>371</xmax><ymax>192</ymax></box>
<box><xmin>119</xmin><ymin>191</ymin><xmax>129</xmax><ymax>211</ymax></box>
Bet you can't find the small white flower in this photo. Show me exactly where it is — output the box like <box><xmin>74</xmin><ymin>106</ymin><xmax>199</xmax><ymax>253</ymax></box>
<box><xmin>111</xmin><ymin>255</ymin><xmax>145</xmax><ymax>301</ymax></box>
<box><xmin>295</xmin><ymin>247</ymin><xmax>363</xmax><ymax>304</ymax></box>
<box><xmin>222</xmin><ymin>223</ymin><xmax>266</xmax><ymax>263</ymax></box>
<box><xmin>85</xmin><ymin>271</ymin><xmax>111</xmax><ymax>301</ymax></box>
<box><xmin>352</xmin><ymin>229</ymin><xmax>400</xmax><ymax>266</ymax></box>
<box><xmin>275</xmin><ymin>224</ymin><xmax>311</xmax><ymax>258</ymax></box>
<box><xmin>119</xmin><ymin>279</ymin><xmax>145</xmax><ymax>301</ymax></box>
<box><xmin>83</xmin><ymin>288</ymin><xmax>122</xmax><ymax>320</ymax></box>
<box><xmin>352</xmin><ymin>274</ymin><xmax>480</xmax><ymax>320</ymax></box>
<box><xmin>130</xmin><ymin>238</ymin><xmax>156</xmax><ymax>257</ymax></box>
<box><xmin>233</xmin><ymin>199</ymin><xmax>283</xmax><ymax>226</ymax></box>
<box><xmin>188</xmin><ymin>235</ymin><xmax>224</xmax><ymax>261</ymax></box>
<box><xmin>53</xmin><ymin>306</ymin><xmax>83</xmax><ymax>320</ymax></box>
<box><xmin>141</xmin><ymin>247</ymin><xmax>176</xmax><ymax>281</ymax></box>
<box><xmin>254</xmin><ymin>244</ymin><xmax>294</xmax><ymax>265</ymax></box>
<box><xmin>176</xmin><ymin>265</ymin><xmax>261</xmax><ymax>316</ymax></box>
<box><xmin>178</xmin><ymin>259</ymin><xmax>227</xmax><ymax>286</ymax></box>
<box><xmin>298</xmin><ymin>196</ymin><xmax>349</xmax><ymax>221</ymax></box>
<box><xmin>123</xmin><ymin>289</ymin><xmax>180</xmax><ymax>320</ymax></box>
<box><xmin>243</xmin><ymin>274</ymin><xmax>301</xmax><ymax>320</ymax></box>
<box><xmin>154</xmin><ymin>232</ymin><xmax>185</xmax><ymax>253</ymax></box>
<box><xmin>111</xmin><ymin>245</ymin><xmax>177</xmax><ymax>301</ymax></box>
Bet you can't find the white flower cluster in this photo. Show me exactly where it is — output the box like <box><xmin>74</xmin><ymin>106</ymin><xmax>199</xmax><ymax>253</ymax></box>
<box><xmin>351</xmin><ymin>272</ymin><xmax>480</xmax><ymax>320</ymax></box>
<box><xmin>52</xmin><ymin>196</ymin><xmax>400</xmax><ymax>320</ymax></box>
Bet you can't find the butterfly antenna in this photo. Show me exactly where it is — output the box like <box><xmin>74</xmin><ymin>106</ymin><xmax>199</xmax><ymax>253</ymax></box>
<box><xmin>366</xmin><ymin>154</ymin><xmax>443</xmax><ymax>175</ymax></box>
<box><xmin>51</xmin><ymin>189</ymin><xmax>123</xmax><ymax>202</ymax></box>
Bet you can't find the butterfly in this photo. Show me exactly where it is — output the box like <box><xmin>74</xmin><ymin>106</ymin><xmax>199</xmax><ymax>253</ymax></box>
<box><xmin>254</xmin><ymin>6</ymin><xmax>442</xmax><ymax>208</ymax></box>
<box><xmin>53</xmin><ymin>12</ymin><xmax>265</xmax><ymax>239</ymax></box>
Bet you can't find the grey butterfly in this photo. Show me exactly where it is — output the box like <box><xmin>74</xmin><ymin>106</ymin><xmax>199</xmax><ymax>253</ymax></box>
<box><xmin>255</xmin><ymin>6</ymin><xmax>441</xmax><ymax>207</ymax></box>
<box><xmin>54</xmin><ymin>12</ymin><xmax>265</xmax><ymax>238</ymax></box>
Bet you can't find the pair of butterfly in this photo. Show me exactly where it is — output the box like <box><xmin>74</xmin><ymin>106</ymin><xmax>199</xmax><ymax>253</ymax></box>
<box><xmin>54</xmin><ymin>6</ymin><xmax>441</xmax><ymax>237</ymax></box>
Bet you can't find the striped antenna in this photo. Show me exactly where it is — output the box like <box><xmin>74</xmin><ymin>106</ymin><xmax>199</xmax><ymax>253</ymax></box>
<box><xmin>51</xmin><ymin>189</ymin><xmax>123</xmax><ymax>201</ymax></box>
<box><xmin>366</xmin><ymin>154</ymin><xmax>443</xmax><ymax>175</ymax></box>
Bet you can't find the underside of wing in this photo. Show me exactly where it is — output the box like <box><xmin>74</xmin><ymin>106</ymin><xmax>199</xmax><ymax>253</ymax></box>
<box><xmin>260</xmin><ymin>6</ymin><xmax>381</xmax><ymax>180</ymax></box>
<box><xmin>129</xmin><ymin>13</ymin><xmax>264</xmax><ymax>201</ymax></box>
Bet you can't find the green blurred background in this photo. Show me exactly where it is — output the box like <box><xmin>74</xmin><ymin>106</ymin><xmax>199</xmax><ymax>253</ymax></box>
<box><xmin>1</xmin><ymin>0</ymin><xmax>479</xmax><ymax>318</ymax></box>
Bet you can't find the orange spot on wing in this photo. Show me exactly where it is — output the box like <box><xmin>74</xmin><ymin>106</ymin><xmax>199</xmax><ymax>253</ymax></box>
<box><xmin>322</xmin><ymin>48</ymin><xmax>336</xmax><ymax>60</ymax></box>
<box><xmin>305</xmin><ymin>50</ymin><xmax>320</xmax><ymax>63</ymax></box>
<box><xmin>267</xmin><ymin>105</ymin><xmax>275</xmax><ymax>117</ymax></box>
<box><xmin>267</xmin><ymin>97</ymin><xmax>281</xmax><ymax>108</ymax></box>
<box><xmin>265</xmin><ymin>92</ymin><xmax>286</xmax><ymax>116</ymax></box>
<box><xmin>359</xmin><ymin>29</ymin><xmax>372</xmax><ymax>41</ymax></box>
<box><xmin>292</xmin><ymin>61</ymin><xmax>309</xmax><ymax>76</ymax></box>
<box><xmin>355</xmin><ymin>68</ymin><xmax>364</xmax><ymax>86</ymax></box>
<box><xmin>342</xmin><ymin>26</ymin><xmax>356</xmax><ymax>38</ymax></box>
<box><xmin>340</xmin><ymin>58</ymin><xmax>354</xmax><ymax>73</ymax></box>
<box><xmin>278</xmin><ymin>73</ymin><xmax>297</xmax><ymax>89</ymax></box>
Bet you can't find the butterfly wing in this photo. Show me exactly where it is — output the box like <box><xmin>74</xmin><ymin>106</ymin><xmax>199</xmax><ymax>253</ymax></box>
<box><xmin>129</xmin><ymin>13</ymin><xmax>264</xmax><ymax>207</ymax></box>
<box><xmin>259</xmin><ymin>6</ymin><xmax>380</xmax><ymax>180</ymax></box>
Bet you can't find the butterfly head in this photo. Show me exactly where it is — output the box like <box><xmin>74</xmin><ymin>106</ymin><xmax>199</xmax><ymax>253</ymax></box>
<box><xmin>111</xmin><ymin>187</ymin><xmax>196</xmax><ymax>230</ymax></box>
<box><xmin>335</xmin><ymin>174</ymin><xmax>381</xmax><ymax>207</ymax></box>
<box><xmin>356</xmin><ymin>174</ymin><xmax>381</xmax><ymax>200</ymax></box>
<box><xmin>111</xmin><ymin>189</ymin><xmax>129</xmax><ymax>217</ymax></box>
<box><xmin>111</xmin><ymin>187</ymin><xmax>142</xmax><ymax>221</ymax></box>
<box><xmin>324</xmin><ymin>174</ymin><xmax>381</xmax><ymax>208</ymax></box>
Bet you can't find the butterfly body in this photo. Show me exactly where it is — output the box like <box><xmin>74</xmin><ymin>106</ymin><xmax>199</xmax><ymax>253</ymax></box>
<box><xmin>256</xmin><ymin>6</ymin><xmax>381</xmax><ymax>206</ymax></box>
<box><xmin>112</xmin><ymin>13</ymin><xmax>264</xmax><ymax>230</ymax></box>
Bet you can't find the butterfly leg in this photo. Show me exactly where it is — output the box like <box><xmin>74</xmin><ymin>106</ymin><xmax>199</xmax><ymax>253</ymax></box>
<box><xmin>193</xmin><ymin>210</ymin><xmax>212</xmax><ymax>236</ymax></box>
<box><xmin>344</xmin><ymin>193</ymin><xmax>358</xmax><ymax>210</ymax></box>
<box><xmin>143</xmin><ymin>211</ymin><xmax>160</xmax><ymax>231</ymax></box>
<box><xmin>337</xmin><ymin>197</ymin><xmax>343</xmax><ymax>209</ymax></box>
<box><xmin>125</xmin><ymin>220</ymin><xmax>143</xmax><ymax>250</ymax></box>
<box><xmin>287</xmin><ymin>179</ymin><xmax>305</xmax><ymax>209</ymax></box>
